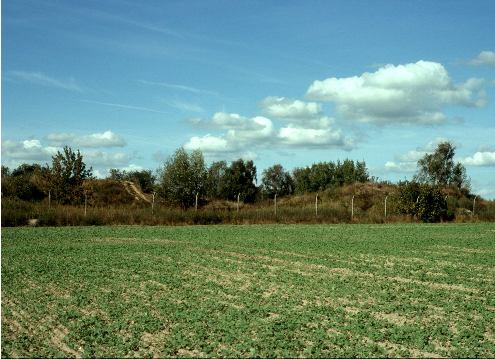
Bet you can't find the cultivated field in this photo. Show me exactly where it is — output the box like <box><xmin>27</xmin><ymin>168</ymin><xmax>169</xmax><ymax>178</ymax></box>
<box><xmin>2</xmin><ymin>224</ymin><xmax>495</xmax><ymax>357</ymax></box>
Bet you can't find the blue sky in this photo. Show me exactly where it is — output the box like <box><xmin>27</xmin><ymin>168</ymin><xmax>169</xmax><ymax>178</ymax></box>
<box><xmin>2</xmin><ymin>0</ymin><xmax>495</xmax><ymax>198</ymax></box>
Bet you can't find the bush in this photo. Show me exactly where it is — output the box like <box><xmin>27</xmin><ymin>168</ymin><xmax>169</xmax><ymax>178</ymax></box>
<box><xmin>397</xmin><ymin>181</ymin><xmax>449</xmax><ymax>223</ymax></box>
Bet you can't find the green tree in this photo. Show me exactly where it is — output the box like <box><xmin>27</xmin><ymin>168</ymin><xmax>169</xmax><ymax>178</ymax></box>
<box><xmin>1</xmin><ymin>164</ymin><xmax>47</xmax><ymax>201</ymax></box>
<box><xmin>206</xmin><ymin>161</ymin><xmax>228</xmax><ymax>199</ymax></box>
<box><xmin>50</xmin><ymin>146</ymin><xmax>93</xmax><ymax>204</ymax></box>
<box><xmin>292</xmin><ymin>167</ymin><xmax>312</xmax><ymax>194</ymax></box>
<box><xmin>415</xmin><ymin>141</ymin><xmax>469</xmax><ymax>190</ymax></box>
<box><xmin>158</xmin><ymin>147</ymin><xmax>207</xmax><ymax>208</ymax></box>
<box><xmin>397</xmin><ymin>181</ymin><xmax>448</xmax><ymax>223</ymax></box>
<box><xmin>261</xmin><ymin>164</ymin><xmax>293</xmax><ymax>198</ymax></box>
<box><xmin>222</xmin><ymin>159</ymin><xmax>258</xmax><ymax>203</ymax></box>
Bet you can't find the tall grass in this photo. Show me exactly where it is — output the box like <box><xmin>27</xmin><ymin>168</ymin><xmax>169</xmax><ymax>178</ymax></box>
<box><xmin>3</xmin><ymin>188</ymin><xmax>494</xmax><ymax>227</ymax></box>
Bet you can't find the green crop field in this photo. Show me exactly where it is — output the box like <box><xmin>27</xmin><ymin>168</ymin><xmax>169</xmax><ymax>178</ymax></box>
<box><xmin>2</xmin><ymin>224</ymin><xmax>495</xmax><ymax>357</ymax></box>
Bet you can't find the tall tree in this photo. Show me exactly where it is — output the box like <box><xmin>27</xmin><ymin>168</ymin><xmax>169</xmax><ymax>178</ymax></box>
<box><xmin>158</xmin><ymin>147</ymin><xmax>207</xmax><ymax>208</ymax></box>
<box><xmin>206</xmin><ymin>160</ymin><xmax>228</xmax><ymax>199</ymax></box>
<box><xmin>222</xmin><ymin>159</ymin><xmax>258</xmax><ymax>203</ymax></box>
<box><xmin>415</xmin><ymin>141</ymin><xmax>469</xmax><ymax>190</ymax></box>
<box><xmin>50</xmin><ymin>146</ymin><xmax>93</xmax><ymax>204</ymax></box>
<box><xmin>261</xmin><ymin>164</ymin><xmax>293</xmax><ymax>198</ymax></box>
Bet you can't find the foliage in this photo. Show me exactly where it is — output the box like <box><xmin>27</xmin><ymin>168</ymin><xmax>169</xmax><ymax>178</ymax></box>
<box><xmin>397</xmin><ymin>181</ymin><xmax>448</xmax><ymax>222</ymax></box>
<box><xmin>293</xmin><ymin>159</ymin><xmax>369</xmax><ymax>194</ymax></box>
<box><xmin>2</xmin><ymin>224</ymin><xmax>495</xmax><ymax>357</ymax></box>
<box><xmin>205</xmin><ymin>161</ymin><xmax>228</xmax><ymax>199</ymax></box>
<box><xmin>261</xmin><ymin>164</ymin><xmax>293</xmax><ymax>198</ymax></box>
<box><xmin>221</xmin><ymin>159</ymin><xmax>258</xmax><ymax>203</ymax></box>
<box><xmin>1</xmin><ymin>164</ymin><xmax>47</xmax><ymax>201</ymax></box>
<box><xmin>415</xmin><ymin>141</ymin><xmax>469</xmax><ymax>191</ymax></box>
<box><xmin>158</xmin><ymin>148</ymin><xmax>207</xmax><ymax>208</ymax></box>
<box><xmin>50</xmin><ymin>146</ymin><xmax>93</xmax><ymax>204</ymax></box>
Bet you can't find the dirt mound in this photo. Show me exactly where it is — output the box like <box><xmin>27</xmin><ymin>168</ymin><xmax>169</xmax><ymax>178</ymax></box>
<box><xmin>122</xmin><ymin>181</ymin><xmax>151</xmax><ymax>203</ymax></box>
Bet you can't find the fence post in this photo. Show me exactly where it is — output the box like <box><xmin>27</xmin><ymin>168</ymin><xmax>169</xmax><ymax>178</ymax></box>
<box><xmin>195</xmin><ymin>193</ymin><xmax>198</xmax><ymax>212</ymax></box>
<box><xmin>274</xmin><ymin>193</ymin><xmax>277</xmax><ymax>216</ymax></box>
<box><xmin>315</xmin><ymin>193</ymin><xmax>318</xmax><ymax>217</ymax></box>
<box><xmin>48</xmin><ymin>190</ymin><xmax>51</xmax><ymax>210</ymax></box>
<box><xmin>384</xmin><ymin>195</ymin><xmax>388</xmax><ymax>221</ymax></box>
<box><xmin>472</xmin><ymin>195</ymin><xmax>477</xmax><ymax>217</ymax></box>
<box><xmin>84</xmin><ymin>191</ymin><xmax>87</xmax><ymax>217</ymax></box>
<box><xmin>351</xmin><ymin>195</ymin><xmax>355</xmax><ymax>221</ymax></box>
<box><xmin>152</xmin><ymin>192</ymin><xmax>156</xmax><ymax>215</ymax></box>
<box><xmin>237</xmin><ymin>193</ymin><xmax>240</xmax><ymax>213</ymax></box>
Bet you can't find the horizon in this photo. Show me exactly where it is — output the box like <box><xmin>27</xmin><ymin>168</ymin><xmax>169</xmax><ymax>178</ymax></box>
<box><xmin>2</xmin><ymin>0</ymin><xmax>494</xmax><ymax>198</ymax></box>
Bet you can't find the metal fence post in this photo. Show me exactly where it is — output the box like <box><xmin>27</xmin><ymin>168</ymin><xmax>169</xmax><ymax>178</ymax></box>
<box><xmin>384</xmin><ymin>195</ymin><xmax>388</xmax><ymax>221</ymax></box>
<box><xmin>315</xmin><ymin>193</ymin><xmax>318</xmax><ymax>217</ymax></box>
<box><xmin>274</xmin><ymin>193</ymin><xmax>277</xmax><ymax>216</ymax></box>
<box><xmin>351</xmin><ymin>195</ymin><xmax>355</xmax><ymax>220</ymax></box>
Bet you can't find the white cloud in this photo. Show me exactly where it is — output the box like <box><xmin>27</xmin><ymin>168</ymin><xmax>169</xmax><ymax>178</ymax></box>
<box><xmin>1</xmin><ymin>139</ymin><xmax>58</xmax><ymax>164</ymax></box>
<box><xmin>384</xmin><ymin>161</ymin><xmax>417</xmax><ymax>173</ymax></box>
<box><xmin>277</xmin><ymin>126</ymin><xmax>351</xmax><ymax>148</ymax></box>
<box><xmin>75</xmin><ymin>131</ymin><xmax>126</xmax><ymax>148</ymax></box>
<box><xmin>469</xmin><ymin>51</ymin><xmax>495</xmax><ymax>67</ymax></box>
<box><xmin>261</xmin><ymin>97</ymin><xmax>322</xmax><ymax>119</ymax></box>
<box><xmin>46</xmin><ymin>132</ymin><xmax>76</xmax><ymax>144</ymax></box>
<box><xmin>384</xmin><ymin>138</ymin><xmax>451</xmax><ymax>173</ymax></box>
<box><xmin>184</xmin><ymin>110</ymin><xmax>353</xmax><ymax>156</ymax></box>
<box><xmin>46</xmin><ymin>130</ymin><xmax>126</xmax><ymax>148</ymax></box>
<box><xmin>83</xmin><ymin>151</ymin><xmax>131</xmax><ymax>166</ymax></box>
<box><xmin>306</xmin><ymin>60</ymin><xmax>486</xmax><ymax>125</ymax></box>
<box><xmin>9</xmin><ymin>71</ymin><xmax>83</xmax><ymax>92</ymax></box>
<box><xmin>462</xmin><ymin>152</ymin><xmax>495</xmax><ymax>166</ymax></box>
<box><xmin>184</xmin><ymin>135</ymin><xmax>231</xmax><ymax>153</ymax></box>
<box><xmin>188</xmin><ymin>112</ymin><xmax>275</xmax><ymax>150</ymax></box>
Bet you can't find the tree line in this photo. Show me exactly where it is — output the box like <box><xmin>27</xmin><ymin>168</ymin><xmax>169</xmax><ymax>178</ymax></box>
<box><xmin>1</xmin><ymin>146</ymin><xmax>370</xmax><ymax>208</ymax></box>
<box><xmin>1</xmin><ymin>141</ymin><xmax>474</xmax><ymax>222</ymax></box>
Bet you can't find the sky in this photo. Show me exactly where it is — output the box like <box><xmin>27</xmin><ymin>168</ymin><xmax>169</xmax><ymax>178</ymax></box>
<box><xmin>2</xmin><ymin>0</ymin><xmax>494</xmax><ymax>198</ymax></box>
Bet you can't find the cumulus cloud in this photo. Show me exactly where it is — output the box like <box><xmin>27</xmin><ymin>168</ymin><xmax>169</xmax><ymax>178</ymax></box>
<box><xmin>384</xmin><ymin>161</ymin><xmax>417</xmax><ymax>173</ymax></box>
<box><xmin>277</xmin><ymin>126</ymin><xmax>351</xmax><ymax>148</ymax></box>
<box><xmin>46</xmin><ymin>132</ymin><xmax>76</xmax><ymax>144</ymax></box>
<box><xmin>261</xmin><ymin>97</ymin><xmax>322</xmax><ymax>119</ymax></box>
<box><xmin>384</xmin><ymin>138</ymin><xmax>450</xmax><ymax>173</ymax></box>
<box><xmin>184</xmin><ymin>110</ymin><xmax>354</xmax><ymax>155</ymax></box>
<box><xmin>83</xmin><ymin>151</ymin><xmax>131</xmax><ymax>167</ymax></box>
<box><xmin>9</xmin><ymin>71</ymin><xmax>83</xmax><ymax>92</ymax></box>
<box><xmin>184</xmin><ymin>135</ymin><xmax>231</xmax><ymax>153</ymax></box>
<box><xmin>306</xmin><ymin>60</ymin><xmax>486</xmax><ymax>125</ymax></box>
<box><xmin>46</xmin><ymin>130</ymin><xmax>126</xmax><ymax>148</ymax></box>
<box><xmin>469</xmin><ymin>51</ymin><xmax>495</xmax><ymax>67</ymax></box>
<box><xmin>75</xmin><ymin>131</ymin><xmax>126</xmax><ymax>148</ymax></box>
<box><xmin>1</xmin><ymin>139</ymin><xmax>58</xmax><ymax>164</ymax></box>
<box><xmin>1</xmin><ymin>136</ymin><xmax>136</xmax><ymax>176</ymax></box>
<box><xmin>185</xmin><ymin>112</ymin><xmax>275</xmax><ymax>154</ymax></box>
<box><xmin>461</xmin><ymin>151</ymin><xmax>495</xmax><ymax>166</ymax></box>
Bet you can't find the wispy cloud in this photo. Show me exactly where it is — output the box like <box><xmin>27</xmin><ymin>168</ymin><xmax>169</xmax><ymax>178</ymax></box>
<box><xmin>81</xmin><ymin>100</ymin><xmax>169</xmax><ymax>114</ymax></box>
<box><xmin>9</xmin><ymin>71</ymin><xmax>83</xmax><ymax>92</ymax></box>
<box><xmin>138</xmin><ymin>80</ymin><xmax>217</xmax><ymax>96</ymax></box>
<box><xmin>164</xmin><ymin>100</ymin><xmax>204</xmax><ymax>113</ymax></box>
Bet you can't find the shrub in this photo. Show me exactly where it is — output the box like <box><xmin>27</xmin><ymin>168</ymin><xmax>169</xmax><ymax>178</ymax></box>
<box><xmin>397</xmin><ymin>181</ymin><xmax>448</xmax><ymax>223</ymax></box>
